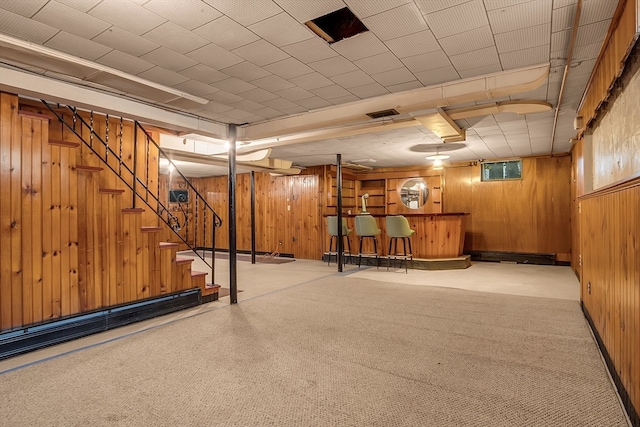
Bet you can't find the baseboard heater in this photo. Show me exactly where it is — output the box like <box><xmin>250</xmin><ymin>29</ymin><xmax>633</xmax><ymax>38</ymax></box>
<box><xmin>0</xmin><ymin>289</ymin><xmax>201</xmax><ymax>361</ymax></box>
<box><xmin>466</xmin><ymin>251</ymin><xmax>557</xmax><ymax>265</ymax></box>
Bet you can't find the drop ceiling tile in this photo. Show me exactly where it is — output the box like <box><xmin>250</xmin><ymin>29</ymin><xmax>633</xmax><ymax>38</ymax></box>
<box><xmin>552</xmin><ymin>5</ymin><xmax>575</xmax><ymax>32</ymax></box>
<box><xmin>386</xmin><ymin>80</ymin><xmax>423</xmax><ymax>92</ymax></box>
<box><xmin>438</xmin><ymin>25</ymin><xmax>495</xmax><ymax>56</ymax></box>
<box><xmin>425</xmin><ymin>0</ymin><xmax>489</xmax><ymax>39</ymax></box>
<box><xmin>264</xmin><ymin>58</ymin><xmax>314</xmax><ymax>79</ymax></box>
<box><xmin>282</xmin><ymin>38</ymin><xmax>338</xmax><ymax>63</ymax></box>
<box><xmin>194</xmin><ymin>16</ymin><xmax>260</xmax><ymax>51</ymax></box>
<box><xmin>262</xmin><ymin>97</ymin><xmax>300</xmax><ymax>110</ymax></box>
<box><xmin>483</xmin><ymin>0</ymin><xmax>532</xmax><ymax>11</ymax></box>
<box><xmin>371</xmin><ymin>67</ymin><xmax>416</xmax><ymax>86</ymax></box>
<box><xmin>331</xmin><ymin>32</ymin><xmax>389</xmax><ymax>61</ymax></box>
<box><xmin>211</xmin><ymin>77</ymin><xmax>257</xmax><ymax>94</ymax></box>
<box><xmin>221</xmin><ymin>61</ymin><xmax>272</xmax><ymax>81</ymax></box>
<box><xmin>384</xmin><ymin>30</ymin><xmax>440</xmax><ymax>58</ymax></box>
<box><xmin>450</xmin><ymin>46</ymin><xmax>500</xmax><ymax>71</ymax></box>
<box><xmin>330</xmin><ymin>70</ymin><xmax>375</xmax><ymax>88</ymax></box>
<box><xmin>250</xmin><ymin>75</ymin><xmax>295</xmax><ymax>92</ymax></box>
<box><xmin>580</xmin><ymin>0</ymin><xmax>617</xmax><ymax>25</ymax></box>
<box><xmin>414</xmin><ymin>0</ymin><xmax>469</xmax><ymax>14</ymax></box>
<box><xmin>495</xmin><ymin>23</ymin><xmax>551</xmax><ymax>54</ymax></box>
<box><xmin>310</xmin><ymin>84</ymin><xmax>351</xmax><ymax>99</ymax></box>
<box><xmin>45</xmin><ymin>31</ymin><xmax>112</xmax><ymax>61</ymax></box>
<box><xmin>309</xmin><ymin>56</ymin><xmax>359</xmax><ymax>77</ymax></box>
<box><xmin>500</xmin><ymin>44</ymin><xmax>549</xmax><ymax>69</ymax></box>
<box><xmin>573</xmin><ymin>41</ymin><xmax>603</xmax><ymax>61</ymax></box>
<box><xmin>362</xmin><ymin>3</ymin><xmax>428</xmax><ymax>41</ymax></box>
<box><xmin>414</xmin><ymin>65</ymin><xmax>459</xmax><ymax>86</ymax></box>
<box><xmin>92</xmin><ymin>27</ymin><xmax>161</xmax><ymax>57</ymax></box>
<box><xmin>402</xmin><ymin>50</ymin><xmax>451</xmax><ymax>72</ymax></box>
<box><xmin>457</xmin><ymin>64</ymin><xmax>503</xmax><ymax>79</ymax></box>
<box><xmin>290</xmin><ymin>72</ymin><xmax>335</xmax><ymax>90</ymax></box>
<box><xmin>232</xmin><ymin>40</ymin><xmax>290</xmax><ymax>66</ymax></box>
<box><xmin>240</xmin><ymin>88</ymin><xmax>280</xmax><ymax>102</ymax></box>
<box><xmin>143</xmin><ymin>22</ymin><xmax>209</xmax><ymax>54</ymax></box>
<box><xmin>0</xmin><ymin>9</ymin><xmax>58</xmax><ymax>43</ymax></box>
<box><xmin>346</xmin><ymin>0</ymin><xmax>413</xmax><ymax>18</ymax></box>
<box><xmin>143</xmin><ymin>0</ymin><xmax>222</xmax><ymax>30</ymax></box>
<box><xmin>348</xmin><ymin>82</ymin><xmax>389</xmax><ymax>98</ymax></box>
<box><xmin>172</xmin><ymin>79</ymin><xmax>220</xmax><ymax>96</ymax></box>
<box><xmin>253</xmin><ymin>107</ymin><xmax>285</xmax><ymax>119</ymax></box>
<box><xmin>249</xmin><ymin>12</ymin><xmax>314</xmax><ymax>47</ymax></box>
<box><xmin>576</xmin><ymin>20</ymin><xmax>610</xmax><ymax>47</ymax></box>
<box><xmin>354</xmin><ymin>52</ymin><xmax>404</xmax><ymax>75</ymax></box>
<box><xmin>207</xmin><ymin>90</ymin><xmax>243</xmax><ymax>104</ymax></box>
<box><xmin>179</xmin><ymin>64</ymin><xmax>229</xmax><ymax>84</ymax></box>
<box><xmin>137</xmin><ymin>66</ymin><xmax>190</xmax><ymax>87</ymax></box>
<box><xmin>551</xmin><ymin>30</ymin><xmax>570</xmax><ymax>54</ymax></box>
<box><xmin>488</xmin><ymin>1</ymin><xmax>551</xmax><ymax>34</ymax></box>
<box><xmin>280</xmin><ymin>105</ymin><xmax>308</xmax><ymax>114</ymax></box>
<box><xmin>231</xmin><ymin>99</ymin><xmax>265</xmax><ymax>112</ymax></box>
<box><xmin>32</xmin><ymin>1</ymin><xmax>110</xmax><ymax>39</ymax></box>
<box><xmin>187</xmin><ymin>43</ymin><xmax>244</xmax><ymax>70</ymax></box>
<box><xmin>296</xmin><ymin>96</ymin><xmax>332</xmax><ymax>109</ymax></box>
<box><xmin>275</xmin><ymin>86</ymin><xmax>315</xmax><ymax>101</ymax></box>
<box><xmin>0</xmin><ymin>0</ymin><xmax>48</xmax><ymax>17</ymax></box>
<box><xmin>96</xmin><ymin>50</ymin><xmax>155</xmax><ymax>75</ymax></box>
<box><xmin>330</xmin><ymin>94</ymin><xmax>360</xmax><ymax>104</ymax></box>
<box><xmin>272</xmin><ymin>0</ymin><xmax>343</xmax><ymax>22</ymax></box>
<box><xmin>140</xmin><ymin>47</ymin><xmax>198</xmax><ymax>72</ymax></box>
<box><xmin>203</xmin><ymin>0</ymin><xmax>282</xmax><ymax>26</ymax></box>
<box><xmin>89</xmin><ymin>0</ymin><xmax>166</xmax><ymax>36</ymax></box>
<box><xmin>224</xmin><ymin>108</ymin><xmax>256</xmax><ymax>121</ymax></box>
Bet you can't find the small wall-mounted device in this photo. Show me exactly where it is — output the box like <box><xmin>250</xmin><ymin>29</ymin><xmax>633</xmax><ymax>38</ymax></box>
<box><xmin>573</xmin><ymin>116</ymin><xmax>583</xmax><ymax>130</ymax></box>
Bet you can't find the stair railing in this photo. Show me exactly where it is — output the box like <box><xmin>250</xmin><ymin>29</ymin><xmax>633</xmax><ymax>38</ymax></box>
<box><xmin>41</xmin><ymin>100</ymin><xmax>222</xmax><ymax>284</ymax></box>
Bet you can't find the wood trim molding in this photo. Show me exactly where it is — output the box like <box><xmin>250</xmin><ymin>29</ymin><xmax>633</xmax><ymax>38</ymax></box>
<box><xmin>578</xmin><ymin>172</ymin><xmax>640</xmax><ymax>199</ymax></box>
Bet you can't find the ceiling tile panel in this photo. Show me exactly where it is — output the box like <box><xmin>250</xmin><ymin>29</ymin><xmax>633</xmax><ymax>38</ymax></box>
<box><xmin>253</xmin><ymin>107</ymin><xmax>285</xmax><ymax>119</ymax></box>
<box><xmin>483</xmin><ymin>0</ymin><xmax>532</xmax><ymax>11</ymax></box>
<box><xmin>311</xmin><ymin>84</ymin><xmax>352</xmax><ymax>99</ymax></box>
<box><xmin>250</xmin><ymin>75</ymin><xmax>296</xmax><ymax>92</ymax></box>
<box><xmin>92</xmin><ymin>27</ymin><xmax>160</xmax><ymax>57</ymax></box>
<box><xmin>551</xmin><ymin>30</ymin><xmax>570</xmax><ymax>53</ymax></box>
<box><xmin>231</xmin><ymin>99</ymin><xmax>266</xmax><ymax>112</ymax></box>
<box><xmin>207</xmin><ymin>90</ymin><xmax>243</xmax><ymax>104</ymax></box>
<box><xmin>331</xmin><ymin>32</ymin><xmax>389</xmax><ymax>61</ymax></box>
<box><xmin>348</xmin><ymin>82</ymin><xmax>389</xmax><ymax>98</ymax></box>
<box><xmin>225</xmin><ymin>108</ymin><xmax>256</xmax><ymax>121</ymax></box>
<box><xmin>274</xmin><ymin>87</ymin><xmax>314</xmax><ymax>101</ymax></box>
<box><xmin>289</xmin><ymin>72</ymin><xmax>334</xmax><ymax>90</ymax></box>
<box><xmin>45</xmin><ymin>31</ymin><xmax>112</xmax><ymax>61</ymax></box>
<box><xmin>187</xmin><ymin>43</ymin><xmax>244</xmax><ymax>70</ymax></box>
<box><xmin>414</xmin><ymin>0</ymin><xmax>469</xmax><ymax>14</ymax></box>
<box><xmin>450</xmin><ymin>46</ymin><xmax>500</xmax><ymax>71</ymax></box>
<box><xmin>143</xmin><ymin>22</ymin><xmax>209</xmax><ymax>54</ymax></box>
<box><xmin>425</xmin><ymin>0</ymin><xmax>489</xmax><ymax>38</ymax></box>
<box><xmin>143</xmin><ymin>0</ymin><xmax>222</xmax><ymax>30</ymax></box>
<box><xmin>552</xmin><ymin>5</ymin><xmax>575</xmax><ymax>32</ymax></box>
<box><xmin>137</xmin><ymin>66</ymin><xmax>190</xmax><ymax>87</ymax></box>
<box><xmin>384</xmin><ymin>30</ymin><xmax>440</xmax><ymax>58</ymax></box>
<box><xmin>329</xmin><ymin>94</ymin><xmax>360</xmax><ymax>104</ymax></box>
<box><xmin>88</xmin><ymin>0</ymin><xmax>166</xmax><ymax>36</ymax></box>
<box><xmin>203</xmin><ymin>0</ymin><xmax>282</xmax><ymax>26</ymax></box>
<box><xmin>194</xmin><ymin>16</ymin><xmax>260</xmax><ymax>51</ymax></box>
<box><xmin>0</xmin><ymin>9</ymin><xmax>59</xmax><ymax>44</ymax></box>
<box><xmin>495</xmin><ymin>23</ymin><xmax>551</xmax><ymax>54</ymax></box>
<box><xmin>553</xmin><ymin>0</ymin><xmax>578</xmax><ymax>8</ymax></box>
<box><xmin>172</xmin><ymin>80</ymin><xmax>220</xmax><ymax>96</ymax></box>
<box><xmin>573</xmin><ymin>41</ymin><xmax>603</xmax><ymax>61</ymax></box>
<box><xmin>458</xmin><ymin>63</ymin><xmax>502</xmax><ymax>78</ymax></box>
<box><xmin>580</xmin><ymin>0</ymin><xmax>617</xmax><ymax>25</ymax></box>
<box><xmin>345</xmin><ymin>0</ymin><xmax>413</xmax><ymax>19</ymax></box>
<box><xmin>261</xmin><ymin>97</ymin><xmax>300</xmax><ymax>110</ymax></box>
<box><xmin>362</xmin><ymin>3</ymin><xmax>428</xmax><ymax>41</ymax></box>
<box><xmin>211</xmin><ymin>77</ymin><xmax>257</xmax><ymax>94</ymax></box>
<box><xmin>280</xmin><ymin>105</ymin><xmax>308</xmax><ymax>114</ymax></box>
<box><xmin>220</xmin><ymin>61</ymin><xmax>272</xmax><ymax>81</ymax></box>
<box><xmin>401</xmin><ymin>50</ymin><xmax>451</xmax><ymax>73</ymax></box>
<box><xmin>240</xmin><ymin>88</ymin><xmax>280</xmax><ymax>102</ymax></box>
<box><xmin>179</xmin><ymin>64</ymin><xmax>229</xmax><ymax>84</ymax></box>
<box><xmin>96</xmin><ymin>50</ymin><xmax>155</xmax><ymax>75</ymax></box>
<box><xmin>438</xmin><ymin>25</ymin><xmax>495</xmax><ymax>56</ymax></box>
<box><xmin>0</xmin><ymin>0</ymin><xmax>48</xmax><ymax>17</ymax></box>
<box><xmin>309</xmin><ymin>56</ymin><xmax>359</xmax><ymax>77</ymax></box>
<box><xmin>354</xmin><ymin>52</ymin><xmax>404</xmax><ymax>75</ymax></box>
<box><xmin>232</xmin><ymin>40</ymin><xmax>289</xmax><ymax>66</ymax></box>
<box><xmin>576</xmin><ymin>20</ymin><xmax>610</xmax><ymax>46</ymax></box>
<box><xmin>386</xmin><ymin>80</ymin><xmax>423</xmax><ymax>92</ymax></box>
<box><xmin>33</xmin><ymin>1</ymin><xmax>111</xmax><ymax>39</ymax></box>
<box><xmin>273</xmin><ymin>0</ymin><xmax>344</xmax><ymax>22</ymax></box>
<box><xmin>248</xmin><ymin>12</ymin><xmax>314</xmax><ymax>47</ymax></box>
<box><xmin>296</xmin><ymin>96</ymin><xmax>333</xmax><ymax>109</ymax></box>
<box><xmin>140</xmin><ymin>47</ymin><xmax>198</xmax><ymax>72</ymax></box>
<box><xmin>371</xmin><ymin>67</ymin><xmax>416</xmax><ymax>86</ymax></box>
<box><xmin>330</xmin><ymin>70</ymin><xmax>375</xmax><ymax>88</ymax></box>
<box><xmin>414</xmin><ymin>65</ymin><xmax>460</xmax><ymax>86</ymax></box>
<box><xmin>282</xmin><ymin>38</ymin><xmax>338</xmax><ymax>63</ymax></box>
<box><xmin>264</xmin><ymin>58</ymin><xmax>314</xmax><ymax>79</ymax></box>
<box><xmin>488</xmin><ymin>1</ymin><xmax>551</xmax><ymax>34</ymax></box>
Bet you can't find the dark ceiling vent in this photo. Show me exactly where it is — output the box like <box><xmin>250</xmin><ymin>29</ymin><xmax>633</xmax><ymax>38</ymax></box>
<box><xmin>305</xmin><ymin>7</ymin><xmax>368</xmax><ymax>44</ymax></box>
<box><xmin>366</xmin><ymin>109</ymin><xmax>400</xmax><ymax>119</ymax></box>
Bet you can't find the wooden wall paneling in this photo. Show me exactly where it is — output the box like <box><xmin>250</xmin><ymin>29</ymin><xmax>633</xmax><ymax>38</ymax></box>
<box><xmin>10</xmin><ymin>96</ymin><xmax>23</xmax><ymax>328</ymax></box>
<box><xmin>59</xmin><ymin>142</ymin><xmax>71</xmax><ymax>316</ymax></box>
<box><xmin>0</xmin><ymin>94</ymin><xmax>14</xmax><ymax>329</ymax></box>
<box><xmin>77</xmin><ymin>171</ymin><xmax>88</xmax><ymax>311</ymax></box>
<box><xmin>443</xmin><ymin>166</ymin><xmax>473</xmax><ymax>248</ymax></box>
<box><xmin>571</xmin><ymin>140</ymin><xmax>584</xmax><ymax>278</ymax></box>
<box><xmin>32</xmin><ymin>118</ymin><xmax>45</xmax><ymax>323</ymax></box>
<box><xmin>122</xmin><ymin>210</ymin><xmax>133</xmax><ymax>304</ymax></box>
<box><xmin>41</xmin><ymin>118</ymin><xmax>54</xmax><ymax>322</ymax></box>
<box><xmin>20</xmin><ymin>116</ymin><xmax>33</xmax><ymax>326</ymax></box>
<box><xmin>535</xmin><ymin>157</ymin><xmax>571</xmax><ymax>260</ymax></box>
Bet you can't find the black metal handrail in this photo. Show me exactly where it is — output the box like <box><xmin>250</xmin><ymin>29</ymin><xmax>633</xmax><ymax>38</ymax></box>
<box><xmin>40</xmin><ymin>100</ymin><xmax>222</xmax><ymax>284</ymax></box>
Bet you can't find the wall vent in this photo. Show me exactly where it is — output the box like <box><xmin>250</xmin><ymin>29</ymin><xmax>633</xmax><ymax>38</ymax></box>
<box><xmin>305</xmin><ymin>8</ymin><xmax>368</xmax><ymax>44</ymax></box>
<box><xmin>366</xmin><ymin>109</ymin><xmax>399</xmax><ymax>119</ymax></box>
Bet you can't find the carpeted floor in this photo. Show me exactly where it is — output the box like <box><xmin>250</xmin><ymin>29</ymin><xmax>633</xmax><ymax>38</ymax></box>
<box><xmin>0</xmin><ymin>277</ymin><xmax>628</xmax><ymax>426</ymax></box>
<box><xmin>216</xmin><ymin>287</ymin><xmax>243</xmax><ymax>298</ymax></box>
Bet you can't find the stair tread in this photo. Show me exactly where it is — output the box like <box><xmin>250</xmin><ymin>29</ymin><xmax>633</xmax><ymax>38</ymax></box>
<box><xmin>191</xmin><ymin>270</ymin><xmax>209</xmax><ymax>278</ymax></box>
<box><xmin>141</xmin><ymin>226</ymin><xmax>162</xmax><ymax>232</ymax></box>
<box><xmin>159</xmin><ymin>242</ymin><xmax>179</xmax><ymax>249</ymax></box>
<box><xmin>176</xmin><ymin>257</ymin><xmax>195</xmax><ymax>264</ymax></box>
<box><xmin>49</xmin><ymin>139</ymin><xmax>80</xmax><ymax>148</ymax></box>
<box><xmin>76</xmin><ymin>165</ymin><xmax>103</xmax><ymax>172</ymax></box>
<box><xmin>99</xmin><ymin>188</ymin><xmax>125</xmax><ymax>194</ymax></box>
<box><xmin>122</xmin><ymin>208</ymin><xmax>145</xmax><ymax>213</ymax></box>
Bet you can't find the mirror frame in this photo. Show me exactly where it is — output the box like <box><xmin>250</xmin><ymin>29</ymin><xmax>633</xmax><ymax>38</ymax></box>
<box><xmin>400</xmin><ymin>178</ymin><xmax>429</xmax><ymax>210</ymax></box>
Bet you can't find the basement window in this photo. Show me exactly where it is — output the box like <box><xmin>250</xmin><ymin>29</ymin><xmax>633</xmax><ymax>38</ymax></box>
<box><xmin>305</xmin><ymin>7</ymin><xmax>368</xmax><ymax>44</ymax></box>
<box><xmin>481</xmin><ymin>160</ymin><xmax>522</xmax><ymax>181</ymax></box>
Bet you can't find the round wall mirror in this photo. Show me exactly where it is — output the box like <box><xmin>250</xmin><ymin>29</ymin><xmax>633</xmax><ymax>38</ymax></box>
<box><xmin>400</xmin><ymin>178</ymin><xmax>428</xmax><ymax>209</ymax></box>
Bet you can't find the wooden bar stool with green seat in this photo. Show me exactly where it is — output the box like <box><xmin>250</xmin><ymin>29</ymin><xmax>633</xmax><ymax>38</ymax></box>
<box><xmin>327</xmin><ymin>216</ymin><xmax>352</xmax><ymax>266</ymax></box>
<box><xmin>385</xmin><ymin>215</ymin><xmax>415</xmax><ymax>273</ymax></box>
<box><xmin>354</xmin><ymin>215</ymin><xmax>381</xmax><ymax>269</ymax></box>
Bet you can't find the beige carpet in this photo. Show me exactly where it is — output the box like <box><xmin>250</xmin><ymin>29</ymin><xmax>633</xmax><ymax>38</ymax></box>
<box><xmin>0</xmin><ymin>277</ymin><xmax>628</xmax><ymax>426</ymax></box>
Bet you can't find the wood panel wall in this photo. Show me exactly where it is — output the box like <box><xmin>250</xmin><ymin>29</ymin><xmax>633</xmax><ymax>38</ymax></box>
<box><xmin>443</xmin><ymin>156</ymin><xmax>572</xmax><ymax>260</ymax></box>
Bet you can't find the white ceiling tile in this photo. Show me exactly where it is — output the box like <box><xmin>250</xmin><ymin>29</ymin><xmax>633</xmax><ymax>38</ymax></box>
<box><xmin>331</xmin><ymin>32</ymin><xmax>389</xmax><ymax>61</ymax></box>
<box><xmin>425</xmin><ymin>0</ymin><xmax>489</xmax><ymax>38</ymax></box>
<box><xmin>232</xmin><ymin>40</ymin><xmax>290</xmax><ymax>66</ymax></box>
<box><xmin>203</xmin><ymin>0</ymin><xmax>282</xmax><ymax>26</ymax></box>
<box><xmin>401</xmin><ymin>50</ymin><xmax>451</xmax><ymax>73</ymax></box>
<box><xmin>264</xmin><ymin>57</ymin><xmax>314</xmax><ymax>79</ymax></box>
<box><xmin>207</xmin><ymin>90</ymin><xmax>243</xmax><ymax>104</ymax></box>
<box><xmin>273</xmin><ymin>0</ymin><xmax>343</xmax><ymax>22</ymax></box>
<box><xmin>348</xmin><ymin>82</ymin><xmax>389</xmax><ymax>98</ymax></box>
<box><xmin>89</xmin><ymin>0</ymin><xmax>166</xmax><ymax>36</ymax></box>
<box><xmin>187</xmin><ymin>43</ymin><xmax>244</xmax><ymax>69</ymax></box>
<box><xmin>92</xmin><ymin>27</ymin><xmax>160</xmax><ymax>57</ymax></box>
<box><xmin>551</xmin><ymin>30</ymin><xmax>570</xmax><ymax>53</ymax></box>
<box><xmin>172</xmin><ymin>80</ymin><xmax>220</xmax><ymax>96</ymax></box>
<box><xmin>576</xmin><ymin>20</ymin><xmax>610</xmax><ymax>46</ymax></box>
<box><xmin>450</xmin><ymin>46</ymin><xmax>500</xmax><ymax>71</ymax></box>
<box><xmin>137</xmin><ymin>66</ymin><xmax>190</xmax><ymax>86</ymax></box>
<box><xmin>457</xmin><ymin>63</ymin><xmax>502</xmax><ymax>79</ymax></box>
<box><xmin>309</xmin><ymin>56</ymin><xmax>359</xmax><ymax>77</ymax></box>
<box><xmin>140</xmin><ymin>47</ymin><xmax>198</xmax><ymax>72</ymax></box>
<box><xmin>354</xmin><ymin>51</ymin><xmax>404</xmax><ymax>74</ymax></box>
<box><xmin>371</xmin><ymin>67</ymin><xmax>416</xmax><ymax>86</ymax></box>
<box><xmin>143</xmin><ymin>0</ymin><xmax>222</xmax><ymax>30</ymax></box>
<box><xmin>0</xmin><ymin>9</ymin><xmax>58</xmax><ymax>43</ymax></box>
<box><xmin>346</xmin><ymin>0</ymin><xmax>413</xmax><ymax>18</ymax></box>
<box><xmin>330</xmin><ymin>70</ymin><xmax>375</xmax><ymax>88</ymax></box>
<box><xmin>488</xmin><ymin>1</ymin><xmax>552</xmax><ymax>34</ymax></box>
<box><xmin>249</xmin><ymin>12</ymin><xmax>314</xmax><ymax>47</ymax></box>
<box><xmin>32</xmin><ymin>1</ymin><xmax>111</xmax><ymax>39</ymax></box>
<box><xmin>552</xmin><ymin>5</ymin><xmax>575</xmax><ymax>32</ymax></box>
<box><xmin>280</xmin><ymin>105</ymin><xmax>308</xmax><ymax>114</ymax></box>
<box><xmin>224</xmin><ymin>108</ymin><xmax>256</xmax><ymax>121</ymax></box>
<box><xmin>282</xmin><ymin>37</ymin><xmax>338</xmax><ymax>63</ymax></box>
<box><xmin>275</xmin><ymin>86</ymin><xmax>315</xmax><ymax>101</ymax></box>
<box><xmin>56</xmin><ymin>0</ymin><xmax>102</xmax><ymax>12</ymax></box>
<box><xmin>262</xmin><ymin>97</ymin><xmax>300</xmax><ymax>110</ymax></box>
<box><xmin>495</xmin><ymin>23</ymin><xmax>551</xmax><ymax>54</ymax></box>
<box><xmin>211</xmin><ymin>77</ymin><xmax>257</xmax><ymax>94</ymax></box>
<box><xmin>241</xmin><ymin>88</ymin><xmax>280</xmax><ymax>102</ymax></box>
<box><xmin>0</xmin><ymin>0</ymin><xmax>48</xmax><ymax>17</ymax></box>
<box><xmin>438</xmin><ymin>25</ymin><xmax>495</xmax><ymax>56</ymax></box>
<box><xmin>553</xmin><ymin>0</ymin><xmax>578</xmax><ymax>9</ymax></box>
<box><xmin>179</xmin><ymin>64</ymin><xmax>229</xmax><ymax>84</ymax></box>
<box><xmin>230</xmin><ymin>99</ymin><xmax>266</xmax><ymax>113</ymax></box>
<box><xmin>96</xmin><ymin>50</ymin><xmax>155</xmax><ymax>75</ymax></box>
<box><xmin>414</xmin><ymin>0</ymin><xmax>469</xmax><ymax>14</ymax></box>
<box><xmin>573</xmin><ymin>41</ymin><xmax>603</xmax><ymax>61</ymax></box>
<box><xmin>193</xmin><ymin>16</ymin><xmax>260</xmax><ymax>51</ymax></box>
<box><xmin>386</xmin><ymin>80</ymin><xmax>423</xmax><ymax>92</ymax></box>
<box><xmin>580</xmin><ymin>0</ymin><xmax>617</xmax><ymax>25</ymax></box>
<box><xmin>220</xmin><ymin>62</ymin><xmax>272</xmax><ymax>81</ymax></box>
<box><xmin>483</xmin><ymin>0</ymin><xmax>532</xmax><ymax>11</ymax></box>
<box><xmin>44</xmin><ymin>31</ymin><xmax>112</xmax><ymax>61</ymax></box>
<box><xmin>384</xmin><ymin>30</ymin><xmax>440</xmax><ymax>58</ymax></box>
<box><xmin>414</xmin><ymin>65</ymin><xmax>459</xmax><ymax>86</ymax></box>
<box><xmin>329</xmin><ymin>94</ymin><xmax>360</xmax><ymax>104</ymax></box>
<box><xmin>362</xmin><ymin>3</ymin><xmax>428</xmax><ymax>41</ymax></box>
<box><xmin>250</xmin><ymin>75</ymin><xmax>296</xmax><ymax>92</ymax></box>
<box><xmin>143</xmin><ymin>21</ymin><xmax>209</xmax><ymax>54</ymax></box>
<box><xmin>501</xmin><ymin>44</ymin><xmax>550</xmax><ymax>69</ymax></box>
<box><xmin>253</xmin><ymin>107</ymin><xmax>285</xmax><ymax>119</ymax></box>
<box><xmin>311</xmin><ymin>84</ymin><xmax>352</xmax><ymax>99</ymax></box>
<box><xmin>296</xmin><ymin>96</ymin><xmax>333</xmax><ymax>109</ymax></box>
<box><xmin>289</xmin><ymin>72</ymin><xmax>334</xmax><ymax>90</ymax></box>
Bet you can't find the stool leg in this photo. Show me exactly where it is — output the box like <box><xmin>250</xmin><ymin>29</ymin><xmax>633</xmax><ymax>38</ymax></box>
<box><xmin>358</xmin><ymin>236</ymin><xmax>364</xmax><ymax>268</ymax></box>
<box><xmin>328</xmin><ymin>236</ymin><xmax>334</xmax><ymax>266</ymax></box>
<box><xmin>345</xmin><ymin>235</ymin><xmax>351</xmax><ymax>265</ymax></box>
<box><xmin>408</xmin><ymin>237</ymin><xmax>413</xmax><ymax>260</ymax></box>
<box><xmin>373</xmin><ymin>236</ymin><xmax>378</xmax><ymax>269</ymax></box>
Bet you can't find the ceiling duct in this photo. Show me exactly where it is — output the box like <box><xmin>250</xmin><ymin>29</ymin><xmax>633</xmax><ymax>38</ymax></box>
<box><xmin>366</xmin><ymin>109</ymin><xmax>399</xmax><ymax>119</ymax></box>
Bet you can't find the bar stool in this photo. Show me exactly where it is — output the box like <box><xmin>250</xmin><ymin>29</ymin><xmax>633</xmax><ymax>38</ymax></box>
<box><xmin>327</xmin><ymin>216</ymin><xmax>351</xmax><ymax>265</ymax></box>
<box><xmin>386</xmin><ymin>215</ymin><xmax>415</xmax><ymax>273</ymax></box>
<box><xmin>355</xmin><ymin>215</ymin><xmax>381</xmax><ymax>269</ymax></box>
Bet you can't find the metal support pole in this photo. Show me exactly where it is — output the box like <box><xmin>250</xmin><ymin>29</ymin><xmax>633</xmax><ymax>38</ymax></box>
<box><xmin>211</xmin><ymin>213</ymin><xmax>216</xmax><ymax>285</ymax></box>
<box><xmin>336</xmin><ymin>154</ymin><xmax>343</xmax><ymax>272</ymax></box>
<box><xmin>228</xmin><ymin>124</ymin><xmax>238</xmax><ymax>304</ymax></box>
<box><xmin>250</xmin><ymin>171</ymin><xmax>256</xmax><ymax>264</ymax></box>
